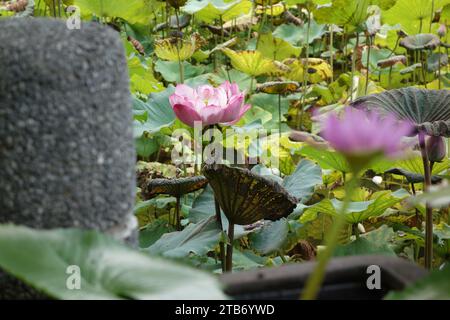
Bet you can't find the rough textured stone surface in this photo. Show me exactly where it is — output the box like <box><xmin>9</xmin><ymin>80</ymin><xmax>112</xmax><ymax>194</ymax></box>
<box><xmin>0</xmin><ymin>18</ymin><xmax>137</xmax><ymax>298</ymax></box>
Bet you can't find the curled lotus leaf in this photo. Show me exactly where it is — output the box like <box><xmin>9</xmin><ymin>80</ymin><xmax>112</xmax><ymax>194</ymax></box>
<box><xmin>386</xmin><ymin>168</ymin><xmax>443</xmax><ymax>184</ymax></box>
<box><xmin>154</xmin><ymin>14</ymin><xmax>191</xmax><ymax>32</ymax></box>
<box><xmin>141</xmin><ymin>176</ymin><xmax>208</xmax><ymax>199</ymax></box>
<box><xmin>352</xmin><ymin>88</ymin><xmax>450</xmax><ymax>137</ymax></box>
<box><xmin>400</xmin><ymin>63</ymin><xmax>422</xmax><ymax>75</ymax></box>
<box><xmin>255</xmin><ymin>81</ymin><xmax>300</xmax><ymax>95</ymax></box>
<box><xmin>202</xmin><ymin>164</ymin><xmax>298</xmax><ymax>225</ymax></box>
<box><xmin>377</xmin><ymin>55</ymin><xmax>407</xmax><ymax>68</ymax></box>
<box><xmin>399</xmin><ymin>34</ymin><xmax>440</xmax><ymax>51</ymax></box>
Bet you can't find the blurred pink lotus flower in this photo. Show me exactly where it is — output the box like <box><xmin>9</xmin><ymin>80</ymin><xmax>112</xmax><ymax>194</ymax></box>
<box><xmin>321</xmin><ymin>108</ymin><xmax>413</xmax><ymax>168</ymax></box>
<box><xmin>169</xmin><ymin>81</ymin><xmax>251</xmax><ymax>127</ymax></box>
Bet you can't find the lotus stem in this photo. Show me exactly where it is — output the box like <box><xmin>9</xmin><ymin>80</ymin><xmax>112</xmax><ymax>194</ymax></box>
<box><xmin>255</xmin><ymin>0</ymin><xmax>267</xmax><ymax>50</ymax></box>
<box><xmin>297</xmin><ymin>9</ymin><xmax>312</xmax><ymax>130</ymax></box>
<box><xmin>215</xmin><ymin>199</ymin><xmax>226</xmax><ymax>272</ymax></box>
<box><xmin>365</xmin><ymin>35</ymin><xmax>371</xmax><ymax>95</ymax></box>
<box><xmin>350</xmin><ymin>32</ymin><xmax>359</xmax><ymax>102</ymax></box>
<box><xmin>247</xmin><ymin>0</ymin><xmax>255</xmax><ymax>41</ymax></box>
<box><xmin>175</xmin><ymin>196</ymin><xmax>181</xmax><ymax>230</ymax></box>
<box><xmin>174</xmin><ymin>9</ymin><xmax>184</xmax><ymax>84</ymax></box>
<box><xmin>278</xmin><ymin>93</ymin><xmax>282</xmax><ymax>137</ymax></box>
<box><xmin>388</xmin><ymin>65</ymin><xmax>393</xmax><ymax>88</ymax></box>
<box><xmin>418</xmin><ymin>132</ymin><xmax>433</xmax><ymax>270</ymax></box>
<box><xmin>226</xmin><ymin>222</ymin><xmax>235</xmax><ymax>272</ymax></box>
<box><xmin>302</xmin><ymin>175</ymin><xmax>359</xmax><ymax>300</ymax></box>
<box><xmin>420</xmin><ymin>51</ymin><xmax>427</xmax><ymax>88</ymax></box>
<box><xmin>329</xmin><ymin>25</ymin><xmax>334</xmax><ymax>83</ymax></box>
<box><xmin>430</xmin><ymin>0</ymin><xmax>435</xmax><ymax>33</ymax></box>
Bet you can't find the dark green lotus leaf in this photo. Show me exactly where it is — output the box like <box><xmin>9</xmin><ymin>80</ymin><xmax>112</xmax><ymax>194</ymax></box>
<box><xmin>399</xmin><ymin>63</ymin><xmax>422</xmax><ymax>75</ymax></box>
<box><xmin>427</xmin><ymin>53</ymin><xmax>448</xmax><ymax>73</ymax></box>
<box><xmin>351</xmin><ymin>88</ymin><xmax>450</xmax><ymax>137</ymax></box>
<box><xmin>386</xmin><ymin>168</ymin><xmax>442</xmax><ymax>184</ymax></box>
<box><xmin>141</xmin><ymin>176</ymin><xmax>208</xmax><ymax>199</ymax></box>
<box><xmin>255</xmin><ymin>81</ymin><xmax>300</xmax><ymax>95</ymax></box>
<box><xmin>376</xmin><ymin>55</ymin><xmax>406</xmax><ymax>68</ymax></box>
<box><xmin>202</xmin><ymin>164</ymin><xmax>298</xmax><ymax>225</ymax></box>
<box><xmin>399</xmin><ymin>34</ymin><xmax>440</xmax><ymax>51</ymax></box>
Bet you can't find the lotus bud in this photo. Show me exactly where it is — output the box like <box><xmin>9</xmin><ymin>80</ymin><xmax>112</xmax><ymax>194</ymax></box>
<box><xmin>426</xmin><ymin>136</ymin><xmax>446</xmax><ymax>163</ymax></box>
<box><xmin>438</xmin><ymin>24</ymin><xmax>447</xmax><ymax>38</ymax></box>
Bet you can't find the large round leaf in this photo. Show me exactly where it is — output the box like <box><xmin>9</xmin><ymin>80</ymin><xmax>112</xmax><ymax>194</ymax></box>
<box><xmin>352</xmin><ymin>88</ymin><xmax>450</xmax><ymax>137</ymax></box>
<box><xmin>0</xmin><ymin>225</ymin><xmax>226</xmax><ymax>299</ymax></box>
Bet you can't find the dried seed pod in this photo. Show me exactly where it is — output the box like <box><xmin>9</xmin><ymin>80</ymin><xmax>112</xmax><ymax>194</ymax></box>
<box><xmin>127</xmin><ymin>36</ymin><xmax>145</xmax><ymax>55</ymax></box>
<box><xmin>167</xmin><ymin>0</ymin><xmax>187</xmax><ymax>9</ymax></box>
<box><xmin>376</xmin><ymin>55</ymin><xmax>406</xmax><ymax>68</ymax></box>
<box><xmin>288</xmin><ymin>240</ymin><xmax>316</xmax><ymax>261</ymax></box>
<box><xmin>283</xmin><ymin>10</ymin><xmax>303</xmax><ymax>26</ymax></box>
<box><xmin>6</xmin><ymin>0</ymin><xmax>28</xmax><ymax>12</ymax></box>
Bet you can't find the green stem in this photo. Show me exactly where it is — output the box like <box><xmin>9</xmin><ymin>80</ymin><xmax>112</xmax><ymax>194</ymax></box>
<box><xmin>418</xmin><ymin>132</ymin><xmax>433</xmax><ymax>270</ymax></box>
<box><xmin>226</xmin><ymin>222</ymin><xmax>235</xmax><ymax>272</ymax></box>
<box><xmin>421</xmin><ymin>51</ymin><xmax>428</xmax><ymax>88</ymax></box>
<box><xmin>175</xmin><ymin>196</ymin><xmax>181</xmax><ymax>231</ymax></box>
<box><xmin>278</xmin><ymin>94</ymin><xmax>282</xmax><ymax>137</ymax></box>
<box><xmin>174</xmin><ymin>9</ymin><xmax>184</xmax><ymax>84</ymax></box>
<box><xmin>350</xmin><ymin>32</ymin><xmax>359</xmax><ymax>102</ymax></box>
<box><xmin>215</xmin><ymin>199</ymin><xmax>226</xmax><ymax>273</ymax></box>
<box><xmin>297</xmin><ymin>10</ymin><xmax>311</xmax><ymax>130</ymax></box>
<box><xmin>329</xmin><ymin>25</ymin><xmax>334</xmax><ymax>83</ymax></box>
<box><xmin>365</xmin><ymin>35</ymin><xmax>371</xmax><ymax>95</ymax></box>
<box><xmin>301</xmin><ymin>175</ymin><xmax>359</xmax><ymax>300</ymax></box>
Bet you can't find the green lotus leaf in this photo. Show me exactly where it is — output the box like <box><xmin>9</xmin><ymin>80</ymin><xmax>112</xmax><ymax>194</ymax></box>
<box><xmin>141</xmin><ymin>176</ymin><xmax>208</xmax><ymax>199</ymax></box>
<box><xmin>300</xmin><ymin>189</ymin><xmax>410</xmax><ymax>224</ymax></box>
<box><xmin>386</xmin><ymin>263</ymin><xmax>450</xmax><ymax>300</ymax></box>
<box><xmin>273</xmin><ymin>19</ymin><xmax>326</xmax><ymax>46</ymax></box>
<box><xmin>256</xmin><ymin>33</ymin><xmax>302</xmax><ymax>61</ymax></box>
<box><xmin>202</xmin><ymin>164</ymin><xmax>298</xmax><ymax>225</ymax></box>
<box><xmin>400</xmin><ymin>34</ymin><xmax>440</xmax><ymax>51</ymax></box>
<box><xmin>427</xmin><ymin>53</ymin><xmax>448</xmax><ymax>72</ymax></box>
<box><xmin>352</xmin><ymin>88</ymin><xmax>450</xmax><ymax>137</ymax></box>
<box><xmin>147</xmin><ymin>216</ymin><xmax>222</xmax><ymax>258</ymax></box>
<box><xmin>182</xmin><ymin>0</ymin><xmax>252</xmax><ymax>23</ymax></box>
<box><xmin>73</xmin><ymin>0</ymin><xmax>159</xmax><ymax>25</ymax></box>
<box><xmin>314</xmin><ymin>0</ymin><xmax>371</xmax><ymax>31</ymax></box>
<box><xmin>0</xmin><ymin>225</ymin><xmax>226</xmax><ymax>299</ymax></box>
<box><xmin>383</xmin><ymin>0</ymin><xmax>449</xmax><ymax>35</ymax></box>
<box><xmin>249</xmin><ymin>218</ymin><xmax>289</xmax><ymax>255</ymax></box>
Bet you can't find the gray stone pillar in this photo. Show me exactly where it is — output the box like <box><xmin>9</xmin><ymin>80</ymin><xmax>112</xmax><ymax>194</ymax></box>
<box><xmin>0</xmin><ymin>18</ymin><xmax>137</xmax><ymax>298</ymax></box>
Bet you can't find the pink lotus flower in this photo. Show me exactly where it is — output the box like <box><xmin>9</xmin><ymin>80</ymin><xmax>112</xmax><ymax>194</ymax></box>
<box><xmin>321</xmin><ymin>107</ymin><xmax>413</xmax><ymax>160</ymax></box>
<box><xmin>169</xmin><ymin>81</ymin><xmax>251</xmax><ymax>127</ymax></box>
